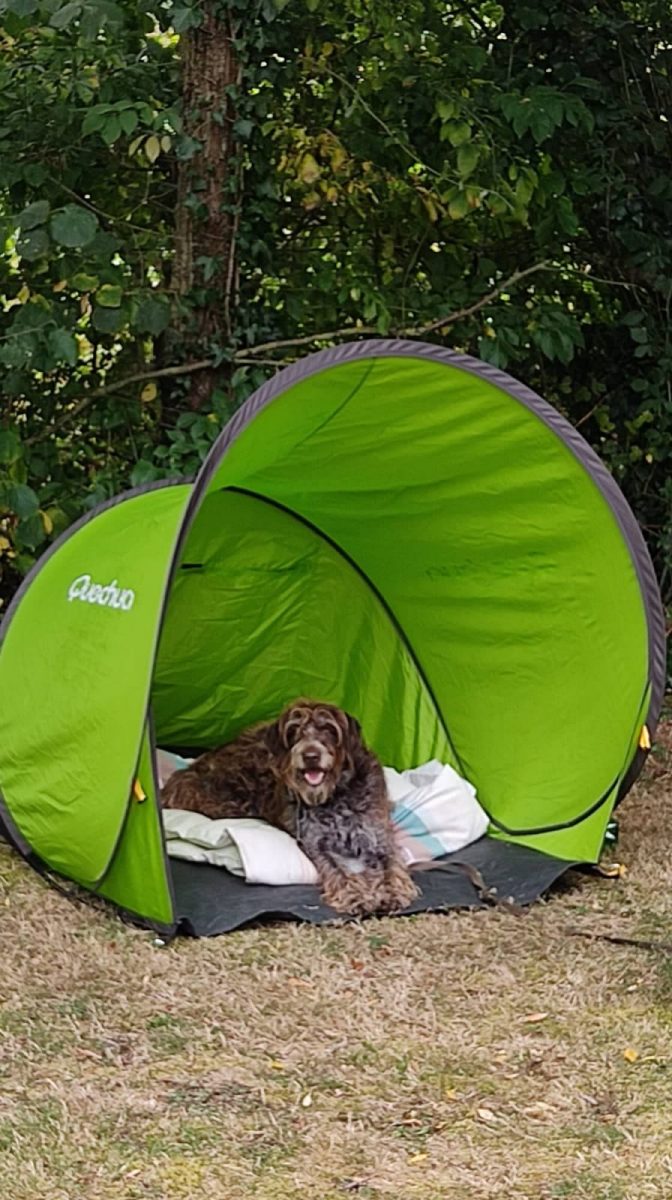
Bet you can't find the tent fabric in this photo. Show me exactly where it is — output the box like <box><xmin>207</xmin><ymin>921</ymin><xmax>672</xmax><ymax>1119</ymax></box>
<box><xmin>0</xmin><ymin>339</ymin><xmax>666</xmax><ymax>936</ymax></box>
<box><xmin>0</xmin><ymin>483</ymin><xmax>189</xmax><ymax>884</ymax></box>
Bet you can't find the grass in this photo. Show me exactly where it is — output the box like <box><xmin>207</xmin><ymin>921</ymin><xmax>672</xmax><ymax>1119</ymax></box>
<box><xmin>1</xmin><ymin>724</ymin><xmax>672</xmax><ymax>1199</ymax></box>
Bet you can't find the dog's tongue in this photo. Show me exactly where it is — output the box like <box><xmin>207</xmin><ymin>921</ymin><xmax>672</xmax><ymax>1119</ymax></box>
<box><xmin>304</xmin><ymin>769</ymin><xmax>325</xmax><ymax>787</ymax></box>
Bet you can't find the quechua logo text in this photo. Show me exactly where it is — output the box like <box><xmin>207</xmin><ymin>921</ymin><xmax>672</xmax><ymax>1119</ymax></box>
<box><xmin>67</xmin><ymin>575</ymin><xmax>136</xmax><ymax>611</ymax></box>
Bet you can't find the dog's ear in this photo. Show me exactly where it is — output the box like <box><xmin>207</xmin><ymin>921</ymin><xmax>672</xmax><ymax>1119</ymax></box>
<box><xmin>263</xmin><ymin>718</ymin><xmax>286</xmax><ymax>759</ymax></box>
<box><xmin>347</xmin><ymin>714</ymin><xmax>363</xmax><ymax>744</ymax></box>
<box><xmin>342</xmin><ymin>712</ymin><xmax>366</xmax><ymax>772</ymax></box>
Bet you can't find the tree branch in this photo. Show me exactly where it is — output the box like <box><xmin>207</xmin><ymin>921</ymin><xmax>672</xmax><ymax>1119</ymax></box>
<box><xmin>26</xmin><ymin>360</ymin><xmax>212</xmax><ymax>445</ymax></box>
<box><xmin>401</xmin><ymin>260</ymin><xmax>551</xmax><ymax>337</ymax></box>
<box><xmin>27</xmin><ymin>261</ymin><xmax>551</xmax><ymax>444</ymax></box>
<box><xmin>240</xmin><ymin>260</ymin><xmax>551</xmax><ymax>356</ymax></box>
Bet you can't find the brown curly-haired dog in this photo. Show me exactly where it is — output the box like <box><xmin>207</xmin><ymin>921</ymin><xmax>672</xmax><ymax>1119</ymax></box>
<box><xmin>161</xmin><ymin>700</ymin><xmax>418</xmax><ymax>916</ymax></box>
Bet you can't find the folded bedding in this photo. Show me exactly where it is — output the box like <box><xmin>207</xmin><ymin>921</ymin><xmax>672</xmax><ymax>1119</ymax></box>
<box><xmin>159</xmin><ymin>751</ymin><xmax>489</xmax><ymax>887</ymax></box>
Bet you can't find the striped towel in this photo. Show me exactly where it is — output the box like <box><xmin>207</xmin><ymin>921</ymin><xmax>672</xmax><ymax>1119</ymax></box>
<box><xmin>384</xmin><ymin>761</ymin><xmax>489</xmax><ymax>866</ymax></box>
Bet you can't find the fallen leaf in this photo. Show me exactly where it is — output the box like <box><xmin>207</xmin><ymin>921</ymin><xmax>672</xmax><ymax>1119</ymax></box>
<box><xmin>476</xmin><ymin>1107</ymin><xmax>497</xmax><ymax>1123</ymax></box>
<box><xmin>522</xmin><ymin>1012</ymin><xmax>549</xmax><ymax>1024</ymax></box>
<box><xmin>270</xmin><ymin>1061</ymin><xmax>286</xmax><ymax>1071</ymax></box>
<box><xmin>350</xmin><ymin>959</ymin><xmax>366</xmax><ymax>971</ymax></box>
<box><xmin>639</xmin><ymin>724</ymin><xmax>651</xmax><ymax>750</ymax></box>
<box><xmin>523</xmin><ymin>1102</ymin><xmax>555</xmax><ymax>1120</ymax></box>
<box><xmin>623</xmin><ymin>1047</ymin><xmax>639</xmax><ymax>1064</ymax></box>
<box><xmin>594</xmin><ymin>862</ymin><xmax>627</xmax><ymax>878</ymax></box>
<box><xmin>407</xmin><ymin>1153</ymin><xmax>427</xmax><ymax>1164</ymax></box>
<box><xmin>141</xmin><ymin>381</ymin><xmax>158</xmax><ymax>403</ymax></box>
<box><xmin>287</xmin><ymin>976</ymin><xmax>312</xmax><ymax>988</ymax></box>
<box><xmin>444</xmin><ymin>1088</ymin><xmax>458</xmax><ymax>1101</ymax></box>
<box><xmin>301</xmin><ymin>1093</ymin><xmax>313</xmax><ymax>1108</ymax></box>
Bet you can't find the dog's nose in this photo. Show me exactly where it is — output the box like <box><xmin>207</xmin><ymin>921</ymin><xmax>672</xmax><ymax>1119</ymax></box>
<box><xmin>303</xmin><ymin>750</ymin><xmax>322</xmax><ymax>767</ymax></box>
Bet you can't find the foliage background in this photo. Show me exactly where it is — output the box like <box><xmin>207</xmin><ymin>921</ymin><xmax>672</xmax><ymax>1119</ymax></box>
<box><xmin>0</xmin><ymin>0</ymin><xmax>670</xmax><ymax>665</ymax></box>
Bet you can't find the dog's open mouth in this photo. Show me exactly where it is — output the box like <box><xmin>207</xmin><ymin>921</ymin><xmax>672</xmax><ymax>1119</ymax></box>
<box><xmin>303</xmin><ymin>769</ymin><xmax>326</xmax><ymax>787</ymax></box>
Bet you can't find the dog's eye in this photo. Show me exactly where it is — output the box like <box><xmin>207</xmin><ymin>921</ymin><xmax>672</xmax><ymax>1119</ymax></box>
<box><xmin>284</xmin><ymin>720</ymin><xmax>302</xmax><ymax>745</ymax></box>
<box><xmin>320</xmin><ymin>720</ymin><xmax>341</xmax><ymax>744</ymax></box>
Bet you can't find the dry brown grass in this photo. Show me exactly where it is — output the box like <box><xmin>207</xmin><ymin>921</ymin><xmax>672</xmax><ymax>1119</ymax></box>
<box><xmin>1</xmin><ymin>723</ymin><xmax>672</xmax><ymax>1200</ymax></box>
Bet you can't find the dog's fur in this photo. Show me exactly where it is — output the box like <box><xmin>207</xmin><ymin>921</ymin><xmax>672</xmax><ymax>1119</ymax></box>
<box><xmin>161</xmin><ymin>700</ymin><xmax>418</xmax><ymax>916</ymax></box>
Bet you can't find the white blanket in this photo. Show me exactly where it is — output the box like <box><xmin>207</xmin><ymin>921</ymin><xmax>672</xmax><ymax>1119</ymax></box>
<box><xmin>162</xmin><ymin>756</ymin><xmax>489</xmax><ymax>887</ymax></box>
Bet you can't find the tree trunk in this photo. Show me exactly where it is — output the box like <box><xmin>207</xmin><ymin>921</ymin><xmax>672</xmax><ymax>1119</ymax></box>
<box><xmin>174</xmin><ymin>2</ymin><xmax>240</xmax><ymax>410</ymax></box>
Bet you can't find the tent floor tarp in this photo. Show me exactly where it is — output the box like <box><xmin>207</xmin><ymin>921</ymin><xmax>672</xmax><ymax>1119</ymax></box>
<box><xmin>170</xmin><ymin>836</ymin><xmax>575</xmax><ymax>936</ymax></box>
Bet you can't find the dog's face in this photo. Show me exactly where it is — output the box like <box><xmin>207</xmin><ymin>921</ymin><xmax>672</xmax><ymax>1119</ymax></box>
<box><xmin>266</xmin><ymin>701</ymin><xmax>362</xmax><ymax>805</ymax></box>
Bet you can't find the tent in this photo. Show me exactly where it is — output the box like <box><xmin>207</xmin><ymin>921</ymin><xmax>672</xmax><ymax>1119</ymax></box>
<box><xmin>0</xmin><ymin>339</ymin><xmax>666</xmax><ymax>937</ymax></box>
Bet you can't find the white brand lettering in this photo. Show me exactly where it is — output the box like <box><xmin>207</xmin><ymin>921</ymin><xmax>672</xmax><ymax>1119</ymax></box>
<box><xmin>67</xmin><ymin>575</ymin><xmax>136</xmax><ymax>611</ymax></box>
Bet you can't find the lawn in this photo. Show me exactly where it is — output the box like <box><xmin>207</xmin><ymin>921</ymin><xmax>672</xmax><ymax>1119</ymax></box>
<box><xmin>1</xmin><ymin>722</ymin><xmax>671</xmax><ymax>1200</ymax></box>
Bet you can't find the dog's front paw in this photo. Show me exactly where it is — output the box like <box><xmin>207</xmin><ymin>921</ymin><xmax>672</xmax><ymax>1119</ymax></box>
<box><xmin>321</xmin><ymin>876</ymin><xmax>373</xmax><ymax>916</ymax></box>
<box><xmin>377</xmin><ymin>866</ymin><xmax>419</xmax><ymax>913</ymax></box>
<box><xmin>320</xmin><ymin>866</ymin><xmax>419</xmax><ymax>917</ymax></box>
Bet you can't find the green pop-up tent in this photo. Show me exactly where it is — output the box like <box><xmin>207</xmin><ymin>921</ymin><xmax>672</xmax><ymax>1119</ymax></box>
<box><xmin>0</xmin><ymin>340</ymin><xmax>666</xmax><ymax>936</ymax></box>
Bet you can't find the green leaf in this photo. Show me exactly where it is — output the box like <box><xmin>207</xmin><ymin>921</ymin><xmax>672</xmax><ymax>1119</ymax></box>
<box><xmin>436</xmin><ymin>99</ymin><xmax>456</xmax><ymax>120</ymax></box>
<box><xmin>50</xmin><ymin>205</ymin><xmax>98</xmax><ymax>248</ymax></box>
<box><xmin>82</xmin><ymin>108</ymin><xmax>107</xmax><ymax>136</ymax></box>
<box><xmin>0</xmin><ymin>428</ymin><xmax>22</xmax><ymax>465</ymax></box>
<box><xmin>119</xmin><ymin>109</ymin><xmax>138</xmax><ymax>136</ymax></box>
<box><xmin>101</xmin><ymin>116</ymin><xmax>122</xmax><ymax>145</ymax></box>
<box><xmin>80</xmin><ymin>5</ymin><xmax>103</xmax><ymax>38</ymax></box>
<box><xmin>446</xmin><ymin>121</ymin><xmax>472</xmax><ymax>147</ymax></box>
<box><xmin>92</xmin><ymin>306</ymin><xmax>123</xmax><ymax>333</ymax></box>
<box><xmin>537</xmin><ymin>330</ymin><xmax>556</xmax><ymax>360</ymax></box>
<box><xmin>448</xmin><ymin>191</ymin><xmax>469</xmax><ymax>220</ymax></box>
<box><xmin>47</xmin><ymin>329</ymin><xmax>78</xmax><ymax>366</ymax></box>
<box><xmin>135</xmin><ymin>296</ymin><xmax>170</xmax><ymax>335</ymax></box>
<box><xmin>96</xmin><ymin>284</ymin><xmax>123</xmax><ymax>308</ymax></box>
<box><xmin>529</xmin><ymin>110</ymin><xmax>553</xmax><ymax>144</ymax></box>
<box><xmin>457</xmin><ymin>144</ymin><xmax>480</xmax><ymax>179</ymax></box>
<box><xmin>49</xmin><ymin>2</ymin><xmax>82</xmax><ymax>29</ymax></box>
<box><xmin>557</xmin><ymin>197</ymin><xmax>578</xmax><ymax>235</ymax></box>
<box><xmin>234</xmin><ymin>118</ymin><xmax>254</xmax><ymax>140</ymax></box>
<box><xmin>8</xmin><ymin>483</ymin><xmax>39</xmax><ymax>519</ymax></box>
<box><xmin>172</xmin><ymin>7</ymin><xmax>201</xmax><ymax>32</ymax></box>
<box><xmin>22</xmin><ymin>164</ymin><xmax>48</xmax><ymax>187</ymax></box>
<box><xmin>15</xmin><ymin>512</ymin><xmax>46</xmax><ymax>551</ymax></box>
<box><xmin>16</xmin><ymin>228</ymin><xmax>50</xmax><ymax>260</ymax></box>
<box><xmin>7</xmin><ymin>0</ymin><xmax>39</xmax><ymax>14</ymax></box>
<box><xmin>130</xmin><ymin>460</ymin><xmax>160</xmax><ymax>486</ymax></box>
<box><xmin>71</xmin><ymin>272</ymin><xmax>100</xmax><ymax>291</ymax></box>
<box><xmin>17</xmin><ymin>200</ymin><xmax>50</xmax><ymax>229</ymax></box>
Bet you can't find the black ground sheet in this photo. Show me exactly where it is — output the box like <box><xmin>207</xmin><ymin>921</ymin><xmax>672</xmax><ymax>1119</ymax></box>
<box><xmin>170</xmin><ymin>835</ymin><xmax>575</xmax><ymax>936</ymax></box>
